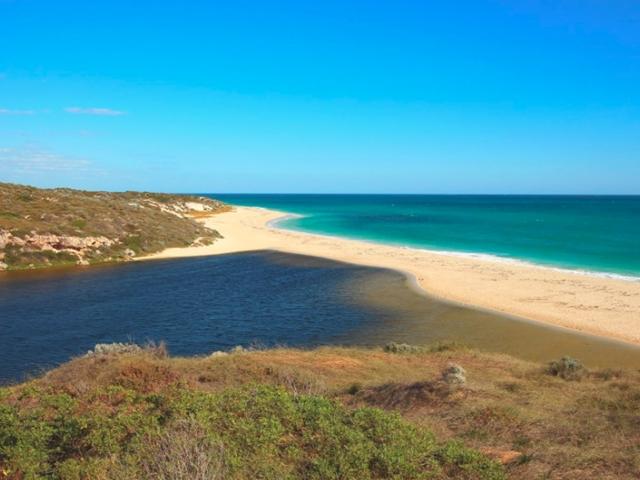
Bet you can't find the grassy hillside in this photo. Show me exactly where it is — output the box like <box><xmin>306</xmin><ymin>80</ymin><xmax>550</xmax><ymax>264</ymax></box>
<box><xmin>1</xmin><ymin>344</ymin><xmax>638</xmax><ymax>479</ymax></box>
<box><xmin>0</xmin><ymin>183</ymin><xmax>229</xmax><ymax>270</ymax></box>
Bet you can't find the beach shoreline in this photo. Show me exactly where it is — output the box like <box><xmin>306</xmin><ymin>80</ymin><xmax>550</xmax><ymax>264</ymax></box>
<box><xmin>142</xmin><ymin>206</ymin><xmax>640</xmax><ymax>346</ymax></box>
<box><xmin>267</xmin><ymin>212</ymin><xmax>640</xmax><ymax>283</ymax></box>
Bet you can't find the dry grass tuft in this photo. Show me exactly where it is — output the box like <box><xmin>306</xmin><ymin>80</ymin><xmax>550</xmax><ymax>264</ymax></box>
<box><xmin>139</xmin><ymin>418</ymin><xmax>227</xmax><ymax>480</ymax></box>
<box><xmin>264</xmin><ymin>365</ymin><xmax>327</xmax><ymax>396</ymax></box>
<box><xmin>356</xmin><ymin>379</ymin><xmax>464</xmax><ymax>411</ymax></box>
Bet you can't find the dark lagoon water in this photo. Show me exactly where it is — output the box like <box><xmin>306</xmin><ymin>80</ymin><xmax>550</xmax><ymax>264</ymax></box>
<box><xmin>2</xmin><ymin>251</ymin><xmax>640</xmax><ymax>384</ymax></box>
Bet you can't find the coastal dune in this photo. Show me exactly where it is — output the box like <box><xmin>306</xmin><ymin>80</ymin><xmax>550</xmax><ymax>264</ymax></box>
<box><xmin>145</xmin><ymin>206</ymin><xmax>640</xmax><ymax>345</ymax></box>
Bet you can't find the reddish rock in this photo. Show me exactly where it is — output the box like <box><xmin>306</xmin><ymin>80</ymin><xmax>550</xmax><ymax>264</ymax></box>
<box><xmin>479</xmin><ymin>447</ymin><xmax>523</xmax><ymax>464</ymax></box>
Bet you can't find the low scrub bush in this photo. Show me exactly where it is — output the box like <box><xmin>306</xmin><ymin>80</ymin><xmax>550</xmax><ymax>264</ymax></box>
<box><xmin>383</xmin><ymin>342</ymin><xmax>424</xmax><ymax>354</ymax></box>
<box><xmin>427</xmin><ymin>341</ymin><xmax>467</xmax><ymax>353</ymax></box>
<box><xmin>138</xmin><ymin>417</ymin><xmax>226</xmax><ymax>480</ymax></box>
<box><xmin>547</xmin><ymin>356</ymin><xmax>586</xmax><ymax>381</ymax></box>
<box><xmin>0</xmin><ymin>384</ymin><xmax>504</xmax><ymax>479</ymax></box>
<box><xmin>383</xmin><ymin>341</ymin><xmax>465</xmax><ymax>354</ymax></box>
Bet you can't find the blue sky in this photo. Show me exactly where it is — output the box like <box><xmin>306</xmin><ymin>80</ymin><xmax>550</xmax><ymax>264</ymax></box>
<box><xmin>1</xmin><ymin>0</ymin><xmax>639</xmax><ymax>193</ymax></box>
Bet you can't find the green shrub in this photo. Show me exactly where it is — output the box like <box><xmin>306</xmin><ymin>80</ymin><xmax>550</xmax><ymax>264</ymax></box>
<box><xmin>383</xmin><ymin>342</ymin><xmax>424</xmax><ymax>354</ymax></box>
<box><xmin>347</xmin><ymin>383</ymin><xmax>362</xmax><ymax>395</ymax></box>
<box><xmin>435</xmin><ymin>441</ymin><xmax>506</xmax><ymax>480</ymax></box>
<box><xmin>383</xmin><ymin>341</ymin><xmax>464</xmax><ymax>354</ymax></box>
<box><xmin>547</xmin><ymin>356</ymin><xmax>586</xmax><ymax>381</ymax></box>
<box><xmin>70</xmin><ymin>218</ymin><xmax>87</xmax><ymax>230</ymax></box>
<box><xmin>0</xmin><ymin>384</ymin><xmax>503</xmax><ymax>479</ymax></box>
<box><xmin>124</xmin><ymin>234</ymin><xmax>144</xmax><ymax>253</ymax></box>
<box><xmin>427</xmin><ymin>341</ymin><xmax>467</xmax><ymax>353</ymax></box>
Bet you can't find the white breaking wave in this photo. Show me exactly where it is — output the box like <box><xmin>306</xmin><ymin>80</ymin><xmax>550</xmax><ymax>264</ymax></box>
<box><xmin>266</xmin><ymin>211</ymin><xmax>640</xmax><ymax>283</ymax></box>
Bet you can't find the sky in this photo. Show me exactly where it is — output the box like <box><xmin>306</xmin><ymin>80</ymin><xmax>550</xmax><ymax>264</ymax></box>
<box><xmin>1</xmin><ymin>0</ymin><xmax>639</xmax><ymax>193</ymax></box>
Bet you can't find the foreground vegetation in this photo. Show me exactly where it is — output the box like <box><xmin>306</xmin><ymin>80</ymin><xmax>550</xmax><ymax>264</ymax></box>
<box><xmin>1</xmin><ymin>343</ymin><xmax>639</xmax><ymax>479</ymax></box>
<box><xmin>0</xmin><ymin>183</ymin><xmax>229</xmax><ymax>270</ymax></box>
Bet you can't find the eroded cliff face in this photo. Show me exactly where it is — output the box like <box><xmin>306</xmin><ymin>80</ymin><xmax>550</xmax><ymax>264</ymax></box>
<box><xmin>0</xmin><ymin>232</ymin><xmax>116</xmax><ymax>269</ymax></box>
<box><xmin>0</xmin><ymin>183</ymin><xmax>229</xmax><ymax>270</ymax></box>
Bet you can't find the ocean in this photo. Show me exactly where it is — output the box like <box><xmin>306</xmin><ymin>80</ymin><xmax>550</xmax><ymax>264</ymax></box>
<box><xmin>213</xmin><ymin>194</ymin><xmax>640</xmax><ymax>279</ymax></box>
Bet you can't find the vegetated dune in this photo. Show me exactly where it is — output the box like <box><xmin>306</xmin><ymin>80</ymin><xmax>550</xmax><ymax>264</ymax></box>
<box><xmin>1</xmin><ymin>343</ymin><xmax>638</xmax><ymax>479</ymax></box>
<box><xmin>0</xmin><ymin>183</ymin><xmax>229</xmax><ymax>270</ymax></box>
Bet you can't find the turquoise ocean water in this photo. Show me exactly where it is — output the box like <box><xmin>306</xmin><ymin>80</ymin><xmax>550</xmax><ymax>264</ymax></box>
<box><xmin>211</xmin><ymin>195</ymin><xmax>640</xmax><ymax>279</ymax></box>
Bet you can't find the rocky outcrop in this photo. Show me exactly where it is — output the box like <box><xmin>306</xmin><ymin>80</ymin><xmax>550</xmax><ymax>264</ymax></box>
<box><xmin>0</xmin><ymin>231</ymin><xmax>11</xmax><ymax>250</ymax></box>
<box><xmin>22</xmin><ymin>233</ymin><xmax>115</xmax><ymax>251</ymax></box>
<box><xmin>441</xmin><ymin>363</ymin><xmax>466</xmax><ymax>385</ymax></box>
<box><xmin>478</xmin><ymin>447</ymin><xmax>523</xmax><ymax>465</ymax></box>
<box><xmin>85</xmin><ymin>342</ymin><xmax>143</xmax><ymax>356</ymax></box>
<box><xmin>0</xmin><ymin>230</ymin><xmax>117</xmax><ymax>269</ymax></box>
<box><xmin>140</xmin><ymin>197</ymin><xmax>226</xmax><ymax>218</ymax></box>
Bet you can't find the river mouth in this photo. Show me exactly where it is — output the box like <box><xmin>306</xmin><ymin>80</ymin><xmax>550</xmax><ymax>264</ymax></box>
<box><xmin>344</xmin><ymin>266</ymin><xmax>640</xmax><ymax>367</ymax></box>
<box><xmin>2</xmin><ymin>250</ymin><xmax>639</xmax><ymax>383</ymax></box>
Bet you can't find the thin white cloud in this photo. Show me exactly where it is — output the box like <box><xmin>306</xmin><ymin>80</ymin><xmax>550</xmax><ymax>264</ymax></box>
<box><xmin>0</xmin><ymin>144</ymin><xmax>93</xmax><ymax>174</ymax></box>
<box><xmin>0</xmin><ymin>108</ymin><xmax>35</xmax><ymax>115</ymax></box>
<box><xmin>65</xmin><ymin>107</ymin><xmax>126</xmax><ymax>116</ymax></box>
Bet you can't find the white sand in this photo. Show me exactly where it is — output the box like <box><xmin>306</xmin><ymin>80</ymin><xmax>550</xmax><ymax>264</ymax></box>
<box><xmin>143</xmin><ymin>206</ymin><xmax>640</xmax><ymax>345</ymax></box>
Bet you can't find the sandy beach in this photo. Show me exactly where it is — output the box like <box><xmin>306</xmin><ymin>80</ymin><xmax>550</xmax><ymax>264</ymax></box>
<box><xmin>144</xmin><ymin>206</ymin><xmax>640</xmax><ymax>345</ymax></box>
